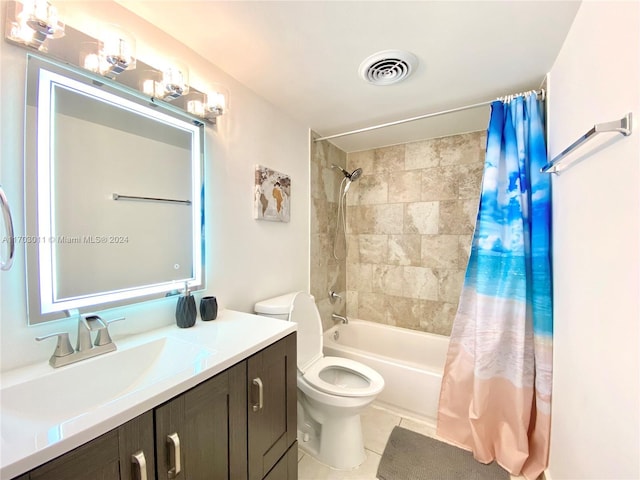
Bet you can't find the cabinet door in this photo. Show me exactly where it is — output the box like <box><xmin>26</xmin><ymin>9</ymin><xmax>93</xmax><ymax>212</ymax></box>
<box><xmin>29</xmin><ymin>429</ymin><xmax>120</xmax><ymax>480</ymax></box>
<box><xmin>263</xmin><ymin>442</ymin><xmax>298</xmax><ymax>480</ymax></box>
<box><xmin>119</xmin><ymin>411</ymin><xmax>155</xmax><ymax>480</ymax></box>
<box><xmin>247</xmin><ymin>333</ymin><xmax>297</xmax><ymax>480</ymax></box>
<box><xmin>155</xmin><ymin>362</ymin><xmax>247</xmax><ymax>480</ymax></box>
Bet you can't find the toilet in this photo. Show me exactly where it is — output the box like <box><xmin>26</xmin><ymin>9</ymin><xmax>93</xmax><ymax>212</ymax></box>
<box><xmin>254</xmin><ymin>291</ymin><xmax>384</xmax><ymax>470</ymax></box>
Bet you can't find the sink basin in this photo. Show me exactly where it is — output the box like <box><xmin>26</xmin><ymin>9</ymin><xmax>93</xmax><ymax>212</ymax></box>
<box><xmin>0</xmin><ymin>336</ymin><xmax>215</xmax><ymax>426</ymax></box>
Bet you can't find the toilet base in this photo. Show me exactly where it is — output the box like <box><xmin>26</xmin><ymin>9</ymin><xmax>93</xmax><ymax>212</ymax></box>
<box><xmin>297</xmin><ymin>412</ymin><xmax>366</xmax><ymax>470</ymax></box>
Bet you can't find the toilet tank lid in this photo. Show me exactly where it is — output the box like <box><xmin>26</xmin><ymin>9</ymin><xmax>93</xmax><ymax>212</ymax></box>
<box><xmin>254</xmin><ymin>292</ymin><xmax>308</xmax><ymax>315</ymax></box>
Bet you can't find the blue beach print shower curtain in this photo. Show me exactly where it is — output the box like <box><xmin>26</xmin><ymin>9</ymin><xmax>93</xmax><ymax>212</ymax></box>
<box><xmin>437</xmin><ymin>93</ymin><xmax>552</xmax><ymax>480</ymax></box>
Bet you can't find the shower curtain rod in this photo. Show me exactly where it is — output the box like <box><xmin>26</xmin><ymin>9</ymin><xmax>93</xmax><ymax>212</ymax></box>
<box><xmin>313</xmin><ymin>89</ymin><xmax>545</xmax><ymax>143</ymax></box>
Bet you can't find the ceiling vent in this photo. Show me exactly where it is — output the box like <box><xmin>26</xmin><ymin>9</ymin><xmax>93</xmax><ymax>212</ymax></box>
<box><xmin>358</xmin><ymin>50</ymin><xmax>418</xmax><ymax>86</ymax></box>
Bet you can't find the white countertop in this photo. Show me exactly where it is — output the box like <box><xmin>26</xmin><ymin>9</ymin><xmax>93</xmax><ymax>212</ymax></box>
<box><xmin>0</xmin><ymin>309</ymin><xmax>296</xmax><ymax>479</ymax></box>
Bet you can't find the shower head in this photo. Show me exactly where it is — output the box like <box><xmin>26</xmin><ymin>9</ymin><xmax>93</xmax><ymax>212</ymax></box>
<box><xmin>331</xmin><ymin>164</ymin><xmax>363</xmax><ymax>182</ymax></box>
<box><xmin>349</xmin><ymin>168</ymin><xmax>363</xmax><ymax>182</ymax></box>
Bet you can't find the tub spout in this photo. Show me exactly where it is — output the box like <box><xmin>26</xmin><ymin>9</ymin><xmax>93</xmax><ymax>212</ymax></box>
<box><xmin>331</xmin><ymin>313</ymin><xmax>348</xmax><ymax>324</ymax></box>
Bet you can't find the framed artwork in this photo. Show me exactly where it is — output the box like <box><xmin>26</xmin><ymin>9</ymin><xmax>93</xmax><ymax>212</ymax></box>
<box><xmin>253</xmin><ymin>165</ymin><xmax>291</xmax><ymax>222</ymax></box>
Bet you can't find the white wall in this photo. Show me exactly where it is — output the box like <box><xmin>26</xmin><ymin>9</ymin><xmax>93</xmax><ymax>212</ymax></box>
<box><xmin>547</xmin><ymin>2</ymin><xmax>640</xmax><ymax>479</ymax></box>
<box><xmin>0</xmin><ymin>1</ymin><xmax>310</xmax><ymax>372</ymax></box>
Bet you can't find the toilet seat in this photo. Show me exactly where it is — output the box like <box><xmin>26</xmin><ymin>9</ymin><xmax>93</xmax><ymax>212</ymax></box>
<box><xmin>302</xmin><ymin>356</ymin><xmax>384</xmax><ymax>398</ymax></box>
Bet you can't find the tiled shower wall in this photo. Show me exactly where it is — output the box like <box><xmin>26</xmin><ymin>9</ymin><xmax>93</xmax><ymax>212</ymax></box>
<box><xmin>310</xmin><ymin>133</ymin><xmax>347</xmax><ymax>331</ymax></box>
<box><xmin>344</xmin><ymin>131</ymin><xmax>486</xmax><ymax>335</ymax></box>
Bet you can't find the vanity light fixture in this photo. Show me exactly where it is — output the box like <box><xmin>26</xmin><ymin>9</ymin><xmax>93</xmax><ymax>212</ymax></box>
<box><xmin>5</xmin><ymin>0</ymin><xmax>65</xmax><ymax>51</ymax></box>
<box><xmin>99</xmin><ymin>24</ymin><xmax>136</xmax><ymax>76</ymax></box>
<box><xmin>161</xmin><ymin>62</ymin><xmax>189</xmax><ymax>101</ymax></box>
<box><xmin>187</xmin><ymin>88</ymin><xmax>227</xmax><ymax>122</ymax></box>
<box><xmin>80</xmin><ymin>24</ymin><xmax>136</xmax><ymax>77</ymax></box>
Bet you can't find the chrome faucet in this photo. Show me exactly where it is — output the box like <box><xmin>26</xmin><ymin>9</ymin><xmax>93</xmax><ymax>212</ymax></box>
<box><xmin>76</xmin><ymin>315</ymin><xmax>104</xmax><ymax>352</ymax></box>
<box><xmin>331</xmin><ymin>313</ymin><xmax>348</xmax><ymax>324</ymax></box>
<box><xmin>36</xmin><ymin>315</ymin><xmax>124</xmax><ymax>368</ymax></box>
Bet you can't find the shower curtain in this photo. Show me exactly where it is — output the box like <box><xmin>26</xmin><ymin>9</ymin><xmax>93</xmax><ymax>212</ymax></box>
<box><xmin>437</xmin><ymin>93</ymin><xmax>552</xmax><ymax>480</ymax></box>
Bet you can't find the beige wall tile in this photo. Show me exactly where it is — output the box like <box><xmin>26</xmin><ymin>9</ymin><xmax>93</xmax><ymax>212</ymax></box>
<box><xmin>405</xmin><ymin>138</ymin><xmax>439</xmax><ymax>170</ymax></box>
<box><xmin>439</xmin><ymin>131</ymin><xmax>485</xmax><ymax>166</ymax></box>
<box><xmin>421</xmin><ymin>166</ymin><xmax>458</xmax><ymax>201</ymax></box>
<box><xmin>358</xmin><ymin>292</ymin><xmax>386</xmax><ymax>324</ymax></box>
<box><xmin>419</xmin><ymin>301</ymin><xmax>457</xmax><ymax>336</ymax></box>
<box><xmin>388</xmin><ymin>234</ymin><xmax>421</xmax><ymax>266</ymax></box>
<box><xmin>347</xmin><ymin>262</ymin><xmax>373</xmax><ymax>292</ymax></box>
<box><xmin>385</xmin><ymin>295</ymin><xmax>422</xmax><ymax>329</ymax></box>
<box><xmin>357</xmin><ymin>175</ymin><xmax>389</xmax><ymax>205</ymax></box>
<box><xmin>404</xmin><ymin>201</ymin><xmax>439</xmax><ymax>234</ymax></box>
<box><xmin>372</xmin><ymin>264</ymin><xmax>404</xmax><ymax>297</ymax></box>
<box><xmin>458</xmin><ymin>235</ymin><xmax>473</xmax><ymax>269</ymax></box>
<box><xmin>403</xmin><ymin>266</ymin><xmax>438</xmax><ymax>300</ymax></box>
<box><xmin>421</xmin><ymin>235</ymin><xmax>460</xmax><ymax>269</ymax></box>
<box><xmin>348</xmin><ymin>149</ymin><xmax>375</xmax><ymax>176</ymax></box>
<box><xmin>437</xmin><ymin>269</ymin><xmax>466</xmax><ymax>303</ymax></box>
<box><xmin>346</xmin><ymin>234</ymin><xmax>360</xmax><ymax>264</ymax></box>
<box><xmin>310</xmin><ymin>136</ymin><xmax>347</xmax><ymax>331</ymax></box>
<box><xmin>346</xmin><ymin>205</ymin><xmax>360</xmax><ymax>234</ymax></box>
<box><xmin>346</xmin><ymin>290</ymin><xmax>358</xmax><ymax>318</ymax></box>
<box><xmin>439</xmin><ymin>199</ymin><xmax>478</xmax><ymax>234</ymax></box>
<box><xmin>374</xmin><ymin>144</ymin><xmax>406</xmax><ymax>173</ymax></box>
<box><xmin>359</xmin><ymin>204</ymin><xmax>404</xmax><ymax>234</ymax></box>
<box><xmin>314</xmin><ymin>130</ymin><xmax>485</xmax><ymax>337</ymax></box>
<box><xmin>456</xmin><ymin>163</ymin><xmax>484</xmax><ymax>200</ymax></box>
<box><xmin>388</xmin><ymin>170</ymin><xmax>422</xmax><ymax>202</ymax></box>
<box><xmin>359</xmin><ymin>235</ymin><xmax>388</xmax><ymax>264</ymax></box>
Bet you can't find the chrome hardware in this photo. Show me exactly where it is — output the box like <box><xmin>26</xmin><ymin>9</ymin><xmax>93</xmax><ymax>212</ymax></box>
<box><xmin>0</xmin><ymin>185</ymin><xmax>15</xmax><ymax>271</ymax></box>
<box><xmin>541</xmin><ymin>112</ymin><xmax>633</xmax><ymax>174</ymax></box>
<box><xmin>35</xmin><ymin>332</ymin><xmax>74</xmax><ymax>367</ymax></box>
<box><xmin>333</xmin><ymin>330</ymin><xmax>340</xmax><ymax>341</ymax></box>
<box><xmin>331</xmin><ymin>313</ymin><xmax>348</xmax><ymax>324</ymax></box>
<box><xmin>94</xmin><ymin>316</ymin><xmax>125</xmax><ymax>346</ymax></box>
<box><xmin>328</xmin><ymin>290</ymin><xmax>342</xmax><ymax>304</ymax></box>
<box><xmin>252</xmin><ymin>377</ymin><xmax>264</xmax><ymax>412</ymax></box>
<box><xmin>167</xmin><ymin>432</ymin><xmax>181</xmax><ymax>478</ymax></box>
<box><xmin>77</xmin><ymin>315</ymin><xmax>105</xmax><ymax>352</ymax></box>
<box><xmin>113</xmin><ymin>193</ymin><xmax>191</xmax><ymax>205</ymax></box>
<box><xmin>35</xmin><ymin>315</ymin><xmax>124</xmax><ymax>368</ymax></box>
<box><xmin>132</xmin><ymin>450</ymin><xmax>148</xmax><ymax>480</ymax></box>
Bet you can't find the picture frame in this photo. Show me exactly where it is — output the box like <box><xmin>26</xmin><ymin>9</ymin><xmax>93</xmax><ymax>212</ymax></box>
<box><xmin>253</xmin><ymin>165</ymin><xmax>291</xmax><ymax>222</ymax></box>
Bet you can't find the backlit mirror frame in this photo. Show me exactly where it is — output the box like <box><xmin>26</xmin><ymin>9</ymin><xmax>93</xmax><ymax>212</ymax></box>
<box><xmin>25</xmin><ymin>54</ymin><xmax>205</xmax><ymax>324</ymax></box>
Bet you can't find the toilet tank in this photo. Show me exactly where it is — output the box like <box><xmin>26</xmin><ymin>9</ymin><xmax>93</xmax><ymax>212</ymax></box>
<box><xmin>254</xmin><ymin>292</ymin><xmax>300</xmax><ymax>321</ymax></box>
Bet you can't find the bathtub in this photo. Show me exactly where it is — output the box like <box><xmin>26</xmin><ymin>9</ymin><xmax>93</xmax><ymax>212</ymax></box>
<box><xmin>323</xmin><ymin>319</ymin><xmax>449</xmax><ymax>423</ymax></box>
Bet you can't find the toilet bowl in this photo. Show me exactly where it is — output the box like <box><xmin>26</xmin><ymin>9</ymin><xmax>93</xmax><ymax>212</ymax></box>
<box><xmin>254</xmin><ymin>292</ymin><xmax>384</xmax><ymax>470</ymax></box>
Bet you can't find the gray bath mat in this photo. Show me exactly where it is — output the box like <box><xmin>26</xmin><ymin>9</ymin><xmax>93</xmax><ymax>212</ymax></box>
<box><xmin>377</xmin><ymin>426</ymin><xmax>510</xmax><ymax>480</ymax></box>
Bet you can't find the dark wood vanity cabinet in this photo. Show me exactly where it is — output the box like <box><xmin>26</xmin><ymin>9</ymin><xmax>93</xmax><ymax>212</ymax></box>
<box><xmin>28</xmin><ymin>428</ymin><xmax>121</xmax><ymax>480</ymax></box>
<box><xmin>247</xmin><ymin>333</ymin><xmax>297</xmax><ymax>480</ymax></box>
<box><xmin>15</xmin><ymin>333</ymin><xmax>297</xmax><ymax>480</ymax></box>
<box><xmin>155</xmin><ymin>362</ymin><xmax>247</xmax><ymax>479</ymax></box>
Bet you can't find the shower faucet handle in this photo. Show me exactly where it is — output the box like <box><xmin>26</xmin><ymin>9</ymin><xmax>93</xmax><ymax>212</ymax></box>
<box><xmin>328</xmin><ymin>290</ymin><xmax>342</xmax><ymax>304</ymax></box>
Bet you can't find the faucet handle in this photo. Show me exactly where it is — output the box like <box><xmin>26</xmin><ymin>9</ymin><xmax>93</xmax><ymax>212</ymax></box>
<box><xmin>328</xmin><ymin>290</ymin><xmax>342</xmax><ymax>304</ymax></box>
<box><xmin>93</xmin><ymin>316</ymin><xmax>125</xmax><ymax>347</ymax></box>
<box><xmin>35</xmin><ymin>332</ymin><xmax>74</xmax><ymax>358</ymax></box>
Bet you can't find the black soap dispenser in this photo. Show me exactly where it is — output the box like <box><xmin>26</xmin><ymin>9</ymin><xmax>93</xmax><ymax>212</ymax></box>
<box><xmin>175</xmin><ymin>282</ymin><xmax>197</xmax><ymax>328</ymax></box>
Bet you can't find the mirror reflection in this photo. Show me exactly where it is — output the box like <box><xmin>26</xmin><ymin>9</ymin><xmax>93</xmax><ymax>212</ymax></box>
<box><xmin>25</xmin><ymin>55</ymin><xmax>204</xmax><ymax>324</ymax></box>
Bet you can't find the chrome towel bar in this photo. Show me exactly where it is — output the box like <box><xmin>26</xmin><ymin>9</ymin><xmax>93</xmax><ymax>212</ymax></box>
<box><xmin>112</xmin><ymin>193</ymin><xmax>191</xmax><ymax>205</ymax></box>
<box><xmin>541</xmin><ymin>112</ymin><xmax>633</xmax><ymax>174</ymax></box>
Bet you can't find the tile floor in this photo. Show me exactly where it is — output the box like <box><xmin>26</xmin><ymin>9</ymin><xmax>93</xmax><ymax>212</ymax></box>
<box><xmin>296</xmin><ymin>403</ymin><xmax>525</xmax><ymax>480</ymax></box>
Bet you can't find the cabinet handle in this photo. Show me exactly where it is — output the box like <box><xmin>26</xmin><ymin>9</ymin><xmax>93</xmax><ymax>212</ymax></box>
<box><xmin>167</xmin><ymin>432</ymin><xmax>181</xmax><ymax>478</ymax></box>
<box><xmin>131</xmin><ymin>450</ymin><xmax>148</xmax><ymax>480</ymax></box>
<box><xmin>252</xmin><ymin>377</ymin><xmax>263</xmax><ymax>412</ymax></box>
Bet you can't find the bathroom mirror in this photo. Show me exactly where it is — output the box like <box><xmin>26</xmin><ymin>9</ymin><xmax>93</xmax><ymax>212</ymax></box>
<box><xmin>24</xmin><ymin>55</ymin><xmax>204</xmax><ymax>324</ymax></box>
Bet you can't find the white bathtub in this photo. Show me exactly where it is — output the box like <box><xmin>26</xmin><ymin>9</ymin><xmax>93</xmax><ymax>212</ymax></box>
<box><xmin>323</xmin><ymin>319</ymin><xmax>449</xmax><ymax>423</ymax></box>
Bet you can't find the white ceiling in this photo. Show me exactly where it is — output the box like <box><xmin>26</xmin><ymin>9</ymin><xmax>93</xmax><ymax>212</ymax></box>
<box><xmin>115</xmin><ymin>1</ymin><xmax>581</xmax><ymax>152</ymax></box>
